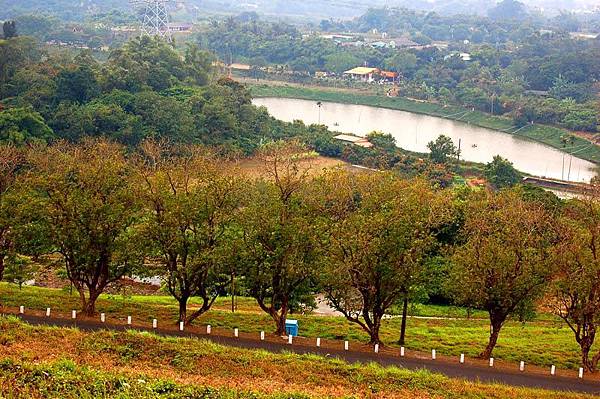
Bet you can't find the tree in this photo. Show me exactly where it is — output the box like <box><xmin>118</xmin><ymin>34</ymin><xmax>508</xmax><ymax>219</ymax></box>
<box><xmin>427</xmin><ymin>135</ymin><xmax>459</xmax><ymax>164</ymax></box>
<box><xmin>0</xmin><ymin>107</ymin><xmax>54</xmax><ymax>145</ymax></box>
<box><xmin>485</xmin><ymin>155</ymin><xmax>522</xmax><ymax>189</ymax></box>
<box><xmin>183</xmin><ymin>44</ymin><xmax>213</xmax><ymax>86</ymax></box>
<box><xmin>0</xmin><ymin>145</ymin><xmax>23</xmax><ymax>281</ymax></box>
<box><xmin>22</xmin><ymin>139</ymin><xmax>142</xmax><ymax>316</ymax></box>
<box><xmin>488</xmin><ymin>0</ymin><xmax>528</xmax><ymax>21</ymax></box>
<box><xmin>239</xmin><ymin>141</ymin><xmax>320</xmax><ymax>335</ymax></box>
<box><xmin>449</xmin><ymin>189</ymin><xmax>557</xmax><ymax>359</ymax></box>
<box><xmin>314</xmin><ymin>171</ymin><xmax>451</xmax><ymax>345</ymax></box>
<box><xmin>385</xmin><ymin>52</ymin><xmax>418</xmax><ymax>78</ymax></box>
<box><xmin>324</xmin><ymin>52</ymin><xmax>361</xmax><ymax>75</ymax></box>
<box><xmin>2</xmin><ymin>21</ymin><xmax>17</xmax><ymax>39</ymax></box>
<box><xmin>55</xmin><ymin>64</ymin><xmax>100</xmax><ymax>104</ymax></box>
<box><xmin>3</xmin><ymin>254</ymin><xmax>37</xmax><ymax>290</ymax></box>
<box><xmin>553</xmin><ymin>195</ymin><xmax>600</xmax><ymax>372</ymax></box>
<box><xmin>136</xmin><ymin>142</ymin><xmax>242</xmax><ymax>324</ymax></box>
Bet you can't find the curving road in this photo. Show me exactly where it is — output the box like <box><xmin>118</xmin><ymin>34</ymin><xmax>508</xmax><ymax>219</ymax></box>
<box><xmin>11</xmin><ymin>314</ymin><xmax>600</xmax><ymax>396</ymax></box>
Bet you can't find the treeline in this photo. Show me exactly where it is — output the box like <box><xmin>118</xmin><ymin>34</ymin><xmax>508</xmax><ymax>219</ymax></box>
<box><xmin>0</xmin><ymin>32</ymin><xmax>346</xmax><ymax>156</ymax></box>
<box><xmin>2</xmin><ymin>139</ymin><xmax>600</xmax><ymax>372</ymax></box>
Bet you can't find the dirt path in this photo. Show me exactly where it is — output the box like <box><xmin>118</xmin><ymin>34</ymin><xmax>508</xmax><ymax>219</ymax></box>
<box><xmin>11</xmin><ymin>313</ymin><xmax>600</xmax><ymax>396</ymax></box>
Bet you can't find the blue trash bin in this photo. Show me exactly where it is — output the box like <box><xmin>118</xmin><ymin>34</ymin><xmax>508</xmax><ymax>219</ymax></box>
<box><xmin>285</xmin><ymin>319</ymin><xmax>298</xmax><ymax>337</ymax></box>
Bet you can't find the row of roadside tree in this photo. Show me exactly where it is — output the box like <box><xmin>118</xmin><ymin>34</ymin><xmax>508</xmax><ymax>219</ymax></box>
<box><xmin>1</xmin><ymin>139</ymin><xmax>600</xmax><ymax>372</ymax></box>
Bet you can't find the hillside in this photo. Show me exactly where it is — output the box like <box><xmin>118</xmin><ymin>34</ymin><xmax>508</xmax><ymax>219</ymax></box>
<box><xmin>0</xmin><ymin>317</ymin><xmax>595</xmax><ymax>398</ymax></box>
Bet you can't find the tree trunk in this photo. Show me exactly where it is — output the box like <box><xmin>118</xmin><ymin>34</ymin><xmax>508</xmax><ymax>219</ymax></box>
<box><xmin>275</xmin><ymin>299</ymin><xmax>289</xmax><ymax>336</ymax></box>
<box><xmin>577</xmin><ymin>332</ymin><xmax>599</xmax><ymax>373</ymax></box>
<box><xmin>0</xmin><ymin>256</ymin><xmax>4</xmax><ymax>281</ymax></box>
<box><xmin>84</xmin><ymin>300</ymin><xmax>96</xmax><ymax>316</ymax></box>
<box><xmin>231</xmin><ymin>272</ymin><xmax>236</xmax><ymax>313</ymax></box>
<box><xmin>370</xmin><ymin>318</ymin><xmax>382</xmax><ymax>345</ymax></box>
<box><xmin>178</xmin><ymin>297</ymin><xmax>189</xmax><ymax>324</ymax></box>
<box><xmin>398</xmin><ymin>295</ymin><xmax>409</xmax><ymax>345</ymax></box>
<box><xmin>480</xmin><ymin>317</ymin><xmax>504</xmax><ymax>359</ymax></box>
<box><xmin>79</xmin><ymin>286</ymin><xmax>101</xmax><ymax>317</ymax></box>
<box><xmin>581</xmin><ymin>344</ymin><xmax>593</xmax><ymax>373</ymax></box>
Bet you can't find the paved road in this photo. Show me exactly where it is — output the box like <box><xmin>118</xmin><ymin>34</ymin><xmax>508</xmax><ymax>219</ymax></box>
<box><xmin>12</xmin><ymin>314</ymin><xmax>600</xmax><ymax>396</ymax></box>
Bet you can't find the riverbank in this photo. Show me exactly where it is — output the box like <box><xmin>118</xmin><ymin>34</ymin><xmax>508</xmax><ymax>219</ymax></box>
<box><xmin>249</xmin><ymin>83</ymin><xmax>600</xmax><ymax>166</ymax></box>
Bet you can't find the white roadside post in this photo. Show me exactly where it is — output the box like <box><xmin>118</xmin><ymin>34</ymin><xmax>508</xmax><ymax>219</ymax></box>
<box><xmin>579</xmin><ymin>368</ymin><xmax>584</xmax><ymax>379</ymax></box>
<box><xmin>46</xmin><ymin>308</ymin><xmax>51</xmax><ymax>317</ymax></box>
<box><xmin>100</xmin><ymin>313</ymin><xmax>106</xmax><ymax>323</ymax></box>
<box><xmin>431</xmin><ymin>349</ymin><xmax>436</xmax><ymax>360</ymax></box>
<box><xmin>71</xmin><ymin>310</ymin><xmax>76</xmax><ymax>319</ymax></box>
<box><xmin>206</xmin><ymin>325</ymin><xmax>211</xmax><ymax>335</ymax></box>
<box><xmin>489</xmin><ymin>358</ymin><xmax>494</xmax><ymax>367</ymax></box>
<box><xmin>460</xmin><ymin>354</ymin><xmax>465</xmax><ymax>364</ymax></box>
<box><xmin>288</xmin><ymin>335</ymin><xmax>293</xmax><ymax>345</ymax></box>
<box><xmin>179</xmin><ymin>321</ymin><xmax>184</xmax><ymax>331</ymax></box>
<box><xmin>344</xmin><ymin>341</ymin><xmax>349</xmax><ymax>351</ymax></box>
<box><xmin>316</xmin><ymin>337</ymin><xmax>321</xmax><ymax>347</ymax></box>
<box><xmin>19</xmin><ymin>306</ymin><xmax>24</xmax><ymax>314</ymax></box>
<box><xmin>260</xmin><ymin>331</ymin><xmax>265</xmax><ymax>341</ymax></box>
<box><xmin>234</xmin><ymin>328</ymin><xmax>239</xmax><ymax>337</ymax></box>
<box><xmin>152</xmin><ymin>319</ymin><xmax>157</xmax><ymax>329</ymax></box>
<box><xmin>520</xmin><ymin>361</ymin><xmax>525</xmax><ymax>372</ymax></box>
<box><xmin>127</xmin><ymin>316</ymin><xmax>132</xmax><ymax>325</ymax></box>
<box><xmin>550</xmin><ymin>365</ymin><xmax>556</xmax><ymax>376</ymax></box>
<box><xmin>374</xmin><ymin>344</ymin><xmax>379</xmax><ymax>353</ymax></box>
<box><xmin>400</xmin><ymin>347</ymin><xmax>405</xmax><ymax>357</ymax></box>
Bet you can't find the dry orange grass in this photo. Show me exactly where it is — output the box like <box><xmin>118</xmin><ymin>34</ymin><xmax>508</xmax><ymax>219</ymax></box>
<box><xmin>231</xmin><ymin>155</ymin><xmax>348</xmax><ymax>179</ymax></box>
<box><xmin>0</xmin><ymin>318</ymin><xmax>592</xmax><ymax>399</ymax></box>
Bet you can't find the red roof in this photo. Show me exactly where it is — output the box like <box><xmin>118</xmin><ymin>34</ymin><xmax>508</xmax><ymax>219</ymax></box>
<box><xmin>380</xmin><ymin>71</ymin><xmax>399</xmax><ymax>78</ymax></box>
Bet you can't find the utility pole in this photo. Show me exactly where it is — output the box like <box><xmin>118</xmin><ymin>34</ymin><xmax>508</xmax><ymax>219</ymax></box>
<box><xmin>130</xmin><ymin>0</ymin><xmax>174</xmax><ymax>39</ymax></box>
<box><xmin>317</xmin><ymin>101</ymin><xmax>323</xmax><ymax>124</ymax></box>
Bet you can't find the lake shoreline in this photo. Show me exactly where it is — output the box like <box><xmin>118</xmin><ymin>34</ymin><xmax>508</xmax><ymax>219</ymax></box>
<box><xmin>253</xmin><ymin>96</ymin><xmax>597</xmax><ymax>183</ymax></box>
<box><xmin>249</xmin><ymin>83</ymin><xmax>600</xmax><ymax>166</ymax></box>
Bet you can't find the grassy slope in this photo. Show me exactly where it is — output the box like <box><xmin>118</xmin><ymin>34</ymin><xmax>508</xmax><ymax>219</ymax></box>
<box><xmin>250</xmin><ymin>84</ymin><xmax>600</xmax><ymax>165</ymax></box>
<box><xmin>0</xmin><ymin>284</ymin><xmax>594</xmax><ymax>371</ymax></box>
<box><xmin>0</xmin><ymin>317</ymin><xmax>593</xmax><ymax>399</ymax></box>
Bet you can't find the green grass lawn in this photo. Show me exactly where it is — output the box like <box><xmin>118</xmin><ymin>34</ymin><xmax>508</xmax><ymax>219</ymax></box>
<box><xmin>0</xmin><ymin>317</ymin><xmax>593</xmax><ymax>399</ymax></box>
<box><xmin>0</xmin><ymin>283</ymin><xmax>592</xmax><ymax>371</ymax></box>
<box><xmin>250</xmin><ymin>84</ymin><xmax>600</xmax><ymax>165</ymax></box>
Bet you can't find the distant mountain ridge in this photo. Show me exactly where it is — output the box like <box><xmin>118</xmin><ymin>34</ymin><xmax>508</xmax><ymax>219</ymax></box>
<box><xmin>0</xmin><ymin>0</ymin><xmax>597</xmax><ymax>22</ymax></box>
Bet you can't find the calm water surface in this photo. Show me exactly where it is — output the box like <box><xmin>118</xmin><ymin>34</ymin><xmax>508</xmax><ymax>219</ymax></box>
<box><xmin>253</xmin><ymin>97</ymin><xmax>596</xmax><ymax>183</ymax></box>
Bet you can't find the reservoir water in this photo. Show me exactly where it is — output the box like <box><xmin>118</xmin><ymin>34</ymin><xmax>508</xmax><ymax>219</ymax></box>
<box><xmin>253</xmin><ymin>97</ymin><xmax>597</xmax><ymax>183</ymax></box>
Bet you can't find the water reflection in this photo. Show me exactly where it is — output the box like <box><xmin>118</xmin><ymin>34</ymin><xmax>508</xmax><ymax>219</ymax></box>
<box><xmin>254</xmin><ymin>97</ymin><xmax>596</xmax><ymax>183</ymax></box>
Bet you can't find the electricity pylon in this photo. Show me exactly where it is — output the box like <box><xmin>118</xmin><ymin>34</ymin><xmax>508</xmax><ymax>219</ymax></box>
<box><xmin>130</xmin><ymin>0</ymin><xmax>174</xmax><ymax>39</ymax></box>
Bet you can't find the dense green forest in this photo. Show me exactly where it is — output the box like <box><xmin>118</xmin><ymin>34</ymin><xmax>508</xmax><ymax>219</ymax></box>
<box><xmin>0</xmin><ymin>32</ymin><xmax>339</xmax><ymax>154</ymax></box>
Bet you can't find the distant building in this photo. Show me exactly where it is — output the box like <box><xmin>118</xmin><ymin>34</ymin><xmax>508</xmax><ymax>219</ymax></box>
<box><xmin>343</xmin><ymin>67</ymin><xmax>379</xmax><ymax>82</ymax></box>
<box><xmin>379</xmin><ymin>71</ymin><xmax>399</xmax><ymax>82</ymax></box>
<box><xmin>370</xmin><ymin>41</ymin><xmax>389</xmax><ymax>49</ymax></box>
<box><xmin>393</xmin><ymin>37</ymin><xmax>419</xmax><ymax>48</ymax></box>
<box><xmin>570</xmin><ymin>32</ymin><xmax>599</xmax><ymax>40</ymax></box>
<box><xmin>334</xmin><ymin>134</ymin><xmax>373</xmax><ymax>148</ymax></box>
<box><xmin>229</xmin><ymin>63</ymin><xmax>252</xmax><ymax>71</ymax></box>
<box><xmin>444</xmin><ymin>53</ymin><xmax>472</xmax><ymax>62</ymax></box>
<box><xmin>168</xmin><ymin>23</ymin><xmax>193</xmax><ymax>32</ymax></box>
